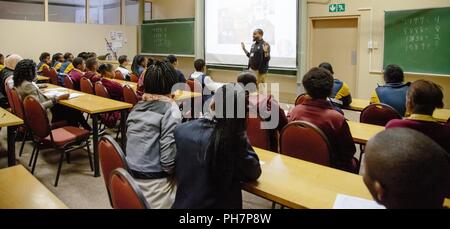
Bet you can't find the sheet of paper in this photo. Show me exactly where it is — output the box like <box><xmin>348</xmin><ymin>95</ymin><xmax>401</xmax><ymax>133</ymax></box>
<box><xmin>69</xmin><ymin>93</ymin><xmax>83</xmax><ymax>100</ymax></box>
<box><xmin>333</xmin><ymin>194</ymin><xmax>385</xmax><ymax>209</ymax></box>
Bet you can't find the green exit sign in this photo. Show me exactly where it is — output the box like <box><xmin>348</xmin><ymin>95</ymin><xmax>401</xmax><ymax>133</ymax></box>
<box><xmin>329</xmin><ymin>4</ymin><xmax>346</xmax><ymax>12</ymax></box>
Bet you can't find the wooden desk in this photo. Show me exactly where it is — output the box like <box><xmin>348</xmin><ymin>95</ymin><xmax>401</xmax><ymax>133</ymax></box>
<box><xmin>0</xmin><ymin>165</ymin><xmax>68</xmax><ymax>209</ymax></box>
<box><xmin>244</xmin><ymin>148</ymin><xmax>374</xmax><ymax>209</ymax></box>
<box><xmin>44</xmin><ymin>84</ymin><xmax>133</xmax><ymax>177</ymax></box>
<box><xmin>0</xmin><ymin>108</ymin><xmax>24</xmax><ymax>167</ymax></box>
<box><xmin>346</xmin><ymin>99</ymin><xmax>449</xmax><ymax>123</ymax></box>
<box><xmin>348</xmin><ymin>121</ymin><xmax>384</xmax><ymax>145</ymax></box>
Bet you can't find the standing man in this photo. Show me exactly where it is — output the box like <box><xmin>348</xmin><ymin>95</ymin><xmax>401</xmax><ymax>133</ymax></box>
<box><xmin>241</xmin><ymin>29</ymin><xmax>271</xmax><ymax>85</ymax></box>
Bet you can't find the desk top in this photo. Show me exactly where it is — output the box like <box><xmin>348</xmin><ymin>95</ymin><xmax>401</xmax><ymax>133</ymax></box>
<box><xmin>45</xmin><ymin>84</ymin><xmax>132</xmax><ymax>114</ymax></box>
<box><xmin>244</xmin><ymin>148</ymin><xmax>373</xmax><ymax>209</ymax></box>
<box><xmin>0</xmin><ymin>165</ymin><xmax>68</xmax><ymax>209</ymax></box>
<box><xmin>0</xmin><ymin>107</ymin><xmax>24</xmax><ymax>128</ymax></box>
<box><xmin>348</xmin><ymin>121</ymin><xmax>384</xmax><ymax>144</ymax></box>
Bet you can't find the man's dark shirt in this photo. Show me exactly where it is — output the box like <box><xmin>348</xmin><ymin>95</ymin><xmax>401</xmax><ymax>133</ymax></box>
<box><xmin>246</xmin><ymin>39</ymin><xmax>271</xmax><ymax>74</ymax></box>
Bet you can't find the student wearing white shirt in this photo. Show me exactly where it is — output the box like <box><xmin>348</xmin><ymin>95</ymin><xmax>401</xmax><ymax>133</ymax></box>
<box><xmin>189</xmin><ymin>59</ymin><xmax>223</xmax><ymax>93</ymax></box>
<box><xmin>116</xmin><ymin>55</ymin><xmax>130</xmax><ymax>80</ymax></box>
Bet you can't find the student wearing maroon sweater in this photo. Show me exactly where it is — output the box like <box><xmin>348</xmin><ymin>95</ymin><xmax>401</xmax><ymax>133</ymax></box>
<box><xmin>386</xmin><ymin>80</ymin><xmax>450</xmax><ymax>155</ymax></box>
<box><xmin>96</xmin><ymin>63</ymin><xmax>124</xmax><ymax>101</ymax></box>
<box><xmin>289</xmin><ymin>67</ymin><xmax>357</xmax><ymax>173</ymax></box>
<box><xmin>68</xmin><ymin>57</ymin><xmax>85</xmax><ymax>90</ymax></box>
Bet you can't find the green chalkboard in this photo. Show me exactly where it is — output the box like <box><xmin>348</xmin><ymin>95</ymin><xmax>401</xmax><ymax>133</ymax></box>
<box><xmin>384</xmin><ymin>7</ymin><xmax>450</xmax><ymax>76</ymax></box>
<box><xmin>141</xmin><ymin>18</ymin><xmax>195</xmax><ymax>56</ymax></box>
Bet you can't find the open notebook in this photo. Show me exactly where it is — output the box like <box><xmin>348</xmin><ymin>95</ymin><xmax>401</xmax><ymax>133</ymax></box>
<box><xmin>333</xmin><ymin>194</ymin><xmax>385</xmax><ymax>209</ymax></box>
<box><xmin>43</xmin><ymin>88</ymin><xmax>83</xmax><ymax>100</ymax></box>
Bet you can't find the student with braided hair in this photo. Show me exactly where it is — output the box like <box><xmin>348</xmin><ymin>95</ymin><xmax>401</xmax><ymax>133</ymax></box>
<box><xmin>126</xmin><ymin>60</ymin><xmax>181</xmax><ymax>209</ymax></box>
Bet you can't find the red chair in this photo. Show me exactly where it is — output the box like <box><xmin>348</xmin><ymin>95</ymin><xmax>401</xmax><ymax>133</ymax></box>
<box><xmin>95</xmin><ymin>82</ymin><xmax>110</xmax><ymax>98</ymax></box>
<box><xmin>99</xmin><ymin>136</ymin><xmax>130</xmax><ymax>207</ymax></box>
<box><xmin>23</xmin><ymin>96</ymin><xmax>93</xmax><ymax>187</ymax></box>
<box><xmin>129</xmin><ymin>73</ymin><xmax>139</xmax><ymax>83</ymax></box>
<box><xmin>123</xmin><ymin>84</ymin><xmax>138</xmax><ymax>106</ymax></box>
<box><xmin>80</xmin><ymin>77</ymin><xmax>95</xmax><ymax>95</ymax></box>
<box><xmin>42</xmin><ymin>66</ymin><xmax>51</xmax><ymax>78</ymax></box>
<box><xmin>109</xmin><ymin>168</ymin><xmax>150</xmax><ymax>209</ymax></box>
<box><xmin>247</xmin><ymin>116</ymin><xmax>278</xmax><ymax>152</ymax></box>
<box><xmin>360</xmin><ymin>103</ymin><xmax>402</xmax><ymax>126</ymax></box>
<box><xmin>64</xmin><ymin>76</ymin><xmax>75</xmax><ymax>90</ymax></box>
<box><xmin>5</xmin><ymin>76</ymin><xmax>14</xmax><ymax>113</ymax></box>
<box><xmin>295</xmin><ymin>94</ymin><xmax>308</xmax><ymax>106</ymax></box>
<box><xmin>280</xmin><ymin>121</ymin><xmax>331</xmax><ymax>167</ymax></box>
<box><xmin>114</xmin><ymin>71</ymin><xmax>126</xmax><ymax>81</ymax></box>
<box><xmin>49</xmin><ymin>68</ymin><xmax>59</xmax><ymax>85</ymax></box>
<box><xmin>186</xmin><ymin>80</ymin><xmax>195</xmax><ymax>92</ymax></box>
<box><xmin>9</xmin><ymin>88</ymin><xmax>30</xmax><ymax>158</ymax></box>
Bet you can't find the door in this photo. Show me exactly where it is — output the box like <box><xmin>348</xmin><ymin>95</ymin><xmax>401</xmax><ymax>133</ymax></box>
<box><xmin>310</xmin><ymin>18</ymin><xmax>359</xmax><ymax>96</ymax></box>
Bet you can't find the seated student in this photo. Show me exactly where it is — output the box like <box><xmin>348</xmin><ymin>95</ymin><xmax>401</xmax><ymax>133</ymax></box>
<box><xmin>51</xmin><ymin>53</ymin><xmax>64</xmax><ymax>71</ymax></box>
<box><xmin>96</xmin><ymin>64</ymin><xmax>124</xmax><ymax>101</ymax></box>
<box><xmin>371</xmin><ymin>64</ymin><xmax>410</xmax><ymax>116</ymax></box>
<box><xmin>190</xmin><ymin>59</ymin><xmax>222</xmax><ymax>101</ymax></box>
<box><xmin>116</xmin><ymin>55</ymin><xmax>131</xmax><ymax>80</ymax></box>
<box><xmin>60</xmin><ymin>52</ymin><xmax>74</xmax><ymax>74</ymax></box>
<box><xmin>36</xmin><ymin>52</ymin><xmax>51</xmax><ymax>75</ymax></box>
<box><xmin>166</xmin><ymin>55</ymin><xmax>186</xmax><ymax>83</ymax></box>
<box><xmin>14</xmin><ymin>59</ymin><xmax>90</xmax><ymax>130</ymax></box>
<box><xmin>126</xmin><ymin>61</ymin><xmax>180</xmax><ymax>209</ymax></box>
<box><xmin>0</xmin><ymin>53</ymin><xmax>4</xmax><ymax>71</ymax></box>
<box><xmin>386</xmin><ymin>80</ymin><xmax>450</xmax><ymax>154</ymax></box>
<box><xmin>172</xmin><ymin>84</ymin><xmax>262</xmax><ymax>209</ymax></box>
<box><xmin>0</xmin><ymin>54</ymin><xmax>23</xmax><ymax>108</ymax></box>
<box><xmin>319</xmin><ymin>62</ymin><xmax>352</xmax><ymax>107</ymax></box>
<box><xmin>363</xmin><ymin>128</ymin><xmax>450</xmax><ymax>209</ymax></box>
<box><xmin>289</xmin><ymin>68</ymin><xmax>357</xmax><ymax>173</ymax></box>
<box><xmin>237</xmin><ymin>71</ymin><xmax>288</xmax><ymax>133</ymax></box>
<box><xmin>68</xmin><ymin>57</ymin><xmax>86</xmax><ymax>90</ymax></box>
<box><xmin>131</xmin><ymin>55</ymin><xmax>148</xmax><ymax>78</ymax></box>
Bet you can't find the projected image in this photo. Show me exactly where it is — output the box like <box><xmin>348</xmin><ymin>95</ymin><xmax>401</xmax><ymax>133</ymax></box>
<box><xmin>206</xmin><ymin>0</ymin><xmax>297</xmax><ymax>68</ymax></box>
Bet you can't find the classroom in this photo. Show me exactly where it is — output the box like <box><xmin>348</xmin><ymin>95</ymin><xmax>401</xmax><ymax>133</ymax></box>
<box><xmin>0</xmin><ymin>0</ymin><xmax>449</xmax><ymax>214</ymax></box>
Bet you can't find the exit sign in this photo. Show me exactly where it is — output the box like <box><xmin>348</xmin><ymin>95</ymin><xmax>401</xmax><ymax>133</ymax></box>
<box><xmin>329</xmin><ymin>4</ymin><xmax>346</xmax><ymax>12</ymax></box>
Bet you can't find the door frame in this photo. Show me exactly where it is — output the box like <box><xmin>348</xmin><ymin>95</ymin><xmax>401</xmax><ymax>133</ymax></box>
<box><xmin>308</xmin><ymin>16</ymin><xmax>361</xmax><ymax>97</ymax></box>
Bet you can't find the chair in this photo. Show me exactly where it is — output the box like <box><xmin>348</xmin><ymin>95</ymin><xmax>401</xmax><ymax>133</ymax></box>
<box><xmin>247</xmin><ymin>116</ymin><xmax>278</xmax><ymax>152</ymax></box>
<box><xmin>48</xmin><ymin>68</ymin><xmax>59</xmax><ymax>85</ymax></box>
<box><xmin>186</xmin><ymin>80</ymin><xmax>195</xmax><ymax>92</ymax></box>
<box><xmin>123</xmin><ymin>85</ymin><xmax>139</xmax><ymax>106</ymax></box>
<box><xmin>42</xmin><ymin>66</ymin><xmax>51</xmax><ymax>78</ymax></box>
<box><xmin>129</xmin><ymin>73</ymin><xmax>139</xmax><ymax>83</ymax></box>
<box><xmin>23</xmin><ymin>96</ymin><xmax>93</xmax><ymax>187</ymax></box>
<box><xmin>4</xmin><ymin>76</ymin><xmax>14</xmax><ymax>112</ymax></box>
<box><xmin>109</xmin><ymin>168</ymin><xmax>150</xmax><ymax>209</ymax></box>
<box><xmin>360</xmin><ymin>103</ymin><xmax>402</xmax><ymax>126</ymax></box>
<box><xmin>64</xmin><ymin>76</ymin><xmax>75</xmax><ymax>90</ymax></box>
<box><xmin>115</xmin><ymin>71</ymin><xmax>126</xmax><ymax>81</ymax></box>
<box><xmin>99</xmin><ymin>136</ymin><xmax>130</xmax><ymax>207</ymax></box>
<box><xmin>9</xmin><ymin>88</ymin><xmax>29</xmax><ymax>157</ymax></box>
<box><xmin>95</xmin><ymin>82</ymin><xmax>110</xmax><ymax>98</ymax></box>
<box><xmin>280</xmin><ymin>121</ymin><xmax>331</xmax><ymax>167</ymax></box>
<box><xmin>295</xmin><ymin>93</ymin><xmax>308</xmax><ymax>106</ymax></box>
<box><xmin>80</xmin><ymin>77</ymin><xmax>95</xmax><ymax>95</ymax></box>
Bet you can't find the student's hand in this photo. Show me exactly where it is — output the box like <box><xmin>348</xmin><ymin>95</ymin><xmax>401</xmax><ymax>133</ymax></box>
<box><xmin>56</xmin><ymin>94</ymin><xmax>70</xmax><ymax>101</ymax></box>
<box><xmin>241</xmin><ymin>42</ymin><xmax>246</xmax><ymax>50</ymax></box>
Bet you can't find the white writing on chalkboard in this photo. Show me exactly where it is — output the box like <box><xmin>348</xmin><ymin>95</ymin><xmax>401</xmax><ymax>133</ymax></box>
<box><xmin>152</xmin><ymin>27</ymin><xmax>170</xmax><ymax>48</ymax></box>
<box><xmin>402</xmin><ymin>15</ymin><xmax>441</xmax><ymax>52</ymax></box>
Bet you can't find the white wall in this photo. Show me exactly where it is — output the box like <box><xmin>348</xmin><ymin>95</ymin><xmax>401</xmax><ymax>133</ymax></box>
<box><xmin>0</xmin><ymin>19</ymin><xmax>137</xmax><ymax>62</ymax></box>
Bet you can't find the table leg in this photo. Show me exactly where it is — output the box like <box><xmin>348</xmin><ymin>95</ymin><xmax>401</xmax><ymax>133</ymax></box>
<box><xmin>7</xmin><ymin>126</ymin><xmax>17</xmax><ymax>167</ymax></box>
<box><xmin>92</xmin><ymin>114</ymin><xmax>100</xmax><ymax>177</ymax></box>
<box><xmin>120</xmin><ymin>110</ymin><xmax>127</xmax><ymax>154</ymax></box>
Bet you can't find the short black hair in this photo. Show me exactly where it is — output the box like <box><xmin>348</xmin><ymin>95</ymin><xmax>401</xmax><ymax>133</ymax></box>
<box><xmin>143</xmin><ymin>61</ymin><xmax>178</xmax><ymax>95</ymax></box>
<box><xmin>86</xmin><ymin>57</ymin><xmax>98</xmax><ymax>71</ymax></box>
<box><xmin>237</xmin><ymin>71</ymin><xmax>257</xmax><ymax>93</ymax></box>
<box><xmin>255</xmin><ymin>28</ymin><xmax>264</xmax><ymax>36</ymax></box>
<box><xmin>98</xmin><ymin>63</ymin><xmax>114</xmax><ymax>74</ymax></box>
<box><xmin>77</xmin><ymin>52</ymin><xmax>90</xmax><ymax>60</ymax></box>
<box><xmin>166</xmin><ymin>55</ymin><xmax>177</xmax><ymax>64</ymax></box>
<box><xmin>194</xmin><ymin>59</ymin><xmax>206</xmax><ymax>72</ymax></box>
<box><xmin>13</xmin><ymin>59</ymin><xmax>36</xmax><ymax>87</ymax></box>
<box><xmin>118</xmin><ymin>55</ymin><xmax>128</xmax><ymax>65</ymax></box>
<box><xmin>407</xmin><ymin>80</ymin><xmax>444</xmax><ymax>115</ymax></box>
<box><xmin>302</xmin><ymin>67</ymin><xmax>334</xmax><ymax>100</ymax></box>
<box><xmin>384</xmin><ymin>64</ymin><xmax>404</xmax><ymax>83</ymax></box>
<box><xmin>72</xmin><ymin>57</ymin><xmax>84</xmax><ymax>69</ymax></box>
<box><xmin>88</xmin><ymin>52</ymin><xmax>97</xmax><ymax>59</ymax></box>
<box><xmin>64</xmin><ymin>52</ymin><xmax>73</xmax><ymax>61</ymax></box>
<box><xmin>39</xmin><ymin>52</ymin><xmax>51</xmax><ymax>62</ymax></box>
<box><xmin>319</xmin><ymin>62</ymin><xmax>334</xmax><ymax>75</ymax></box>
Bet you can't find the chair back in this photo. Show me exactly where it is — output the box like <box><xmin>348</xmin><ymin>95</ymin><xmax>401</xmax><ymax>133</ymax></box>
<box><xmin>123</xmin><ymin>85</ymin><xmax>138</xmax><ymax>106</ymax></box>
<box><xmin>247</xmin><ymin>116</ymin><xmax>278</xmax><ymax>152</ymax></box>
<box><xmin>280</xmin><ymin>121</ymin><xmax>331</xmax><ymax>167</ymax></box>
<box><xmin>109</xmin><ymin>168</ymin><xmax>150</xmax><ymax>209</ymax></box>
<box><xmin>360</xmin><ymin>103</ymin><xmax>402</xmax><ymax>126</ymax></box>
<box><xmin>95</xmin><ymin>82</ymin><xmax>110</xmax><ymax>98</ymax></box>
<box><xmin>48</xmin><ymin>68</ymin><xmax>59</xmax><ymax>85</ymax></box>
<box><xmin>130</xmin><ymin>73</ymin><xmax>139</xmax><ymax>83</ymax></box>
<box><xmin>23</xmin><ymin>96</ymin><xmax>51</xmax><ymax>139</ymax></box>
<box><xmin>115</xmin><ymin>71</ymin><xmax>126</xmax><ymax>80</ymax></box>
<box><xmin>295</xmin><ymin>94</ymin><xmax>308</xmax><ymax>106</ymax></box>
<box><xmin>5</xmin><ymin>76</ymin><xmax>14</xmax><ymax>112</ymax></box>
<box><xmin>64</xmin><ymin>76</ymin><xmax>74</xmax><ymax>90</ymax></box>
<box><xmin>10</xmin><ymin>88</ymin><xmax>25</xmax><ymax>119</ymax></box>
<box><xmin>80</xmin><ymin>77</ymin><xmax>95</xmax><ymax>95</ymax></box>
<box><xmin>186</xmin><ymin>80</ymin><xmax>195</xmax><ymax>92</ymax></box>
<box><xmin>42</xmin><ymin>66</ymin><xmax>51</xmax><ymax>77</ymax></box>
